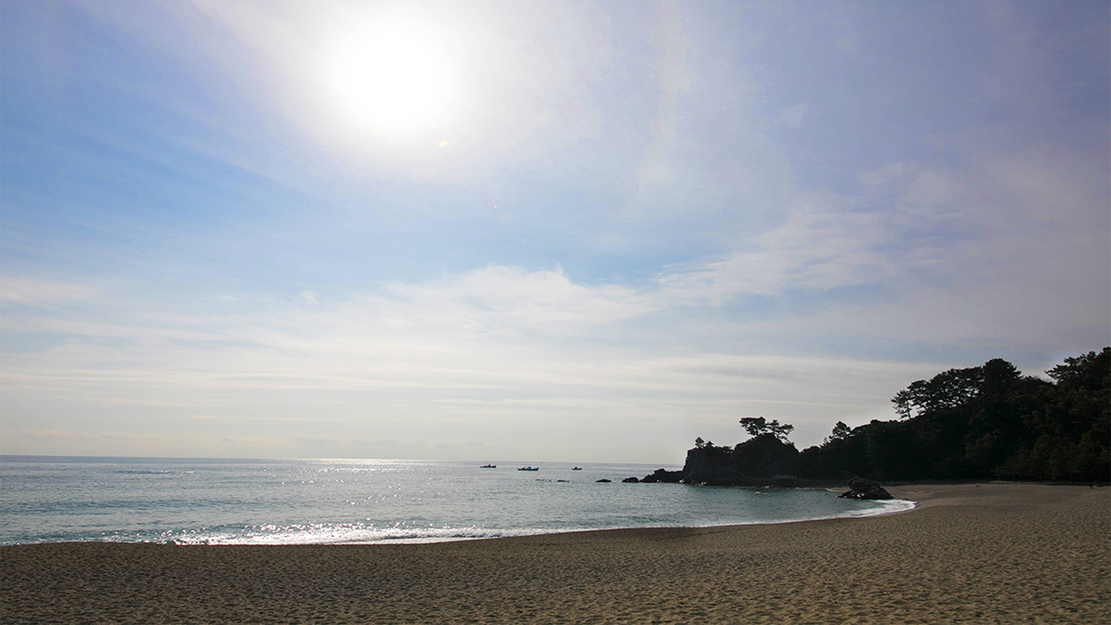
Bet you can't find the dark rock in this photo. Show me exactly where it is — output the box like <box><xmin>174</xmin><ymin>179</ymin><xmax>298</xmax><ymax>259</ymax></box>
<box><xmin>622</xmin><ymin>477</ymin><xmax>639</xmax><ymax>483</ymax></box>
<box><xmin>838</xmin><ymin>476</ymin><xmax>893</xmax><ymax>500</ymax></box>
<box><xmin>682</xmin><ymin>448</ymin><xmax>739</xmax><ymax>485</ymax></box>
<box><xmin>640</xmin><ymin>468</ymin><xmax>684</xmax><ymax>483</ymax></box>
<box><xmin>596</xmin><ymin>479</ymin><xmax>612</xmax><ymax>483</ymax></box>
<box><xmin>682</xmin><ymin>434</ymin><xmax>800</xmax><ymax>486</ymax></box>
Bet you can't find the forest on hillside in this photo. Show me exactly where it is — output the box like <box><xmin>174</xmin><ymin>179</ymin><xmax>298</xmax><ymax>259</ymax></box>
<box><xmin>686</xmin><ymin>348</ymin><xmax>1110</xmax><ymax>484</ymax></box>
<box><xmin>797</xmin><ymin>348</ymin><xmax>1110</xmax><ymax>482</ymax></box>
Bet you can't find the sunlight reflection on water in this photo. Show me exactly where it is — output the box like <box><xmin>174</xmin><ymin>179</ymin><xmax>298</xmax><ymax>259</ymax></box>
<box><xmin>0</xmin><ymin>457</ymin><xmax>912</xmax><ymax>545</ymax></box>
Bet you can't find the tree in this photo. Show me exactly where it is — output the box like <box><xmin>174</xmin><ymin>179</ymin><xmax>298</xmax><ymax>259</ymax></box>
<box><xmin>824</xmin><ymin>421</ymin><xmax>851</xmax><ymax>445</ymax></box>
<box><xmin>892</xmin><ymin>366</ymin><xmax>984</xmax><ymax>419</ymax></box>
<box><xmin>739</xmin><ymin>417</ymin><xmax>794</xmax><ymax>441</ymax></box>
<box><xmin>739</xmin><ymin>417</ymin><xmax>768</xmax><ymax>436</ymax></box>
<box><xmin>792</xmin><ymin>350</ymin><xmax>1109</xmax><ymax>482</ymax></box>
<box><xmin>1046</xmin><ymin>348</ymin><xmax>1110</xmax><ymax>391</ymax></box>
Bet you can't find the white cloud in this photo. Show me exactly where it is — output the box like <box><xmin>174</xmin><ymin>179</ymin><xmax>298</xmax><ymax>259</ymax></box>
<box><xmin>0</xmin><ymin>257</ymin><xmax>935</xmax><ymax>459</ymax></box>
<box><xmin>836</xmin><ymin>33</ymin><xmax>856</xmax><ymax>53</ymax></box>
<box><xmin>656</xmin><ymin>207</ymin><xmax>894</xmax><ymax>305</ymax></box>
<box><xmin>0</xmin><ymin>278</ymin><xmax>103</xmax><ymax>307</ymax></box>
<box><xmin>774</xmin><ymin>102</ymin><xmax>808</xmax><ymax>128</ymax></box>
<box><xmin>636</xmin><ymin>0</ymin><xmax>693</xmax><ymax>190</ymax></box>
<box><xmin>379</xmin><ymin>265</ymin><xmax>657</xmax><ymax>336</ymax></box>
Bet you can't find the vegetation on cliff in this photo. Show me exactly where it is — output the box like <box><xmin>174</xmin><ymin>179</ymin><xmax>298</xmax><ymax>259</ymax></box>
<box><xmin>686</xmin><ymin>348</ymin><xmax>1109</xmax><ymax>483</ymax></box>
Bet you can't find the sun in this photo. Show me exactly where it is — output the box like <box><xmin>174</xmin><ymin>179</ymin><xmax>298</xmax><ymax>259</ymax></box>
<box><xmin>323</xmin><ymin>22</ymin><xmax>455</xmax><ymax>136</ymax></box>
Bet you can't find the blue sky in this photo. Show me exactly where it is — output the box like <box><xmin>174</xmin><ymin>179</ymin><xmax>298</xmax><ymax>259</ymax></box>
<box><xmin>2</xmin><ymin>0</ymin><xmax>1108</xmax><ymax>462</ymax></box>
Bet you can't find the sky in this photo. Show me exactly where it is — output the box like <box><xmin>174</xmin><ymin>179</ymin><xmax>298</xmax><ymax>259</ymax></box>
<box><xmin>1</xmin><ymin>0</ymin><xmax>1108</xmax><ymax>464</ymax></box>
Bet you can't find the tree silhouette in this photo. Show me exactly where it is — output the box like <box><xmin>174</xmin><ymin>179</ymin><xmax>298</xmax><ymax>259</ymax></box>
<box><xmin>824</xmin><ymin>421</ymin><xmax>851</xmax><ymax>444</ymax></box>
<box><xmin>798</xmin><ymin>348</ymin><xmax>1110</xmax><ymax>482</ymax></box>
<box><xmin>739</xmin><ymin>417</ymin><xmax>794</xmax><ymax>441</ymax></box>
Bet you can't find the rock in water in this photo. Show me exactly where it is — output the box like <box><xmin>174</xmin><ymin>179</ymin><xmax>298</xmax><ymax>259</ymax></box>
<box><xmin>838</xmin><ymin>477</ymin><xmax>893</xmax><ymax>500</ymax></box>
<box><xmin>639</xmin><ymin>468</ymin><xmax>684</xmax><ymax>483</ymax></box>
<box><xmin>622</xmin><ymin>477</ymin><xmax>639</xmax><ymax>483</ymax></box>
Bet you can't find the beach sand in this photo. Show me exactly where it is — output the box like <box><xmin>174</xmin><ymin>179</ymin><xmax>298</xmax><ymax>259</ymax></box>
<box><xmin>2</xmin><ymin>483</ymin><xmax>1107</xmax><ymax>624</ymax></box>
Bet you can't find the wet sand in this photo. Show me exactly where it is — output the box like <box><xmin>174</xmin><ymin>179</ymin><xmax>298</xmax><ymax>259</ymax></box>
<box><xmin>2</xmin><ymin>483</ymin><xmax>1107</xmax><ymax>624</ymax></box>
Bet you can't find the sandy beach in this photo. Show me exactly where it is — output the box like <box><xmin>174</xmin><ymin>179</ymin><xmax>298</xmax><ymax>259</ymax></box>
<box><xmin>2</xmin><ymin>483</ymin><xmax>1107</xmax><ymax>624</ymax></box>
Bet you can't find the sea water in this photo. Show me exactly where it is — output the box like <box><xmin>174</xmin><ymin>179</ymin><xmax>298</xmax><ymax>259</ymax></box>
<box><xmin>0</xmin><ymin>456</ymin><xmax>914</xmax><ymax>546</ymax></box>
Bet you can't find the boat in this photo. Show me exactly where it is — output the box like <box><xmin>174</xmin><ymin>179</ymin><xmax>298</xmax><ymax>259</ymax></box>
<box><xmin>517</xmin><ymin>466</ymin><xmax>539</xmax><ymax>471</ymax></box>
<box><xmin>571</xmin><ymin>467</ymin><xmax>582</xmax><ymax>470</ymax></box>
<box><xmin>480</xmin><ymin>464</ymin><xmax>496</xmax><ymax>468</ymax></box>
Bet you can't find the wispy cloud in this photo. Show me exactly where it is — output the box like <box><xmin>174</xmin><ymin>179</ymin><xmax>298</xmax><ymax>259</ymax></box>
<box><xmin>0</xmin><ymin>278</ymin><xmax>104</xmax><ymax>307</ymax></box>
<box><xmin>775</xmin><ymin>102</ymin><xmax>808</xmax><ymax>128</ymax></box>
<box><xmin>380</xmin><ymin>265</ymin><xmax>657</xmax><ymax>335</ymax></box>
<box><xmin>636</xmin><ymin>0</ymin><xmax>692</xmax><ymax>191</ymax></box>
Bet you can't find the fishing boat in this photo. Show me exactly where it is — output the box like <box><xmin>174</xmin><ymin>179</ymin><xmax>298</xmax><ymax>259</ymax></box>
<box><xmin>480</xmin><ymin>464</ymin><xmax>496</xmax><ymax>468</ymax></box>
<box><xmin>517</xmin><ymin>466</ymin><xmax>539</xmax><ymax>471</ymax></box>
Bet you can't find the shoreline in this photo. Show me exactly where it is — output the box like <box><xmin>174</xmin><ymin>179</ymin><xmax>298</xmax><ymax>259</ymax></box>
<box><xmin>3</xmin><ymin>483</ymin><xmax>1108</xmax><ymax>623</ymax></box>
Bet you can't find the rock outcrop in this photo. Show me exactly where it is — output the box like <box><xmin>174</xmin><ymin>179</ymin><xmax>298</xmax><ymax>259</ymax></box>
<box><xmin>639</xmin><ymin>468</ymin><xmax>684</xmax><ymax>483</ymax></box>
<box><xmin>837</xmin><ymin>477</ymin><xmax>893</xmax><ymax>500</ymax></box>
<box><xmin>680</xmin><ymin>434</ymin><xmax>800</xmax><ymax>486</ymax></box>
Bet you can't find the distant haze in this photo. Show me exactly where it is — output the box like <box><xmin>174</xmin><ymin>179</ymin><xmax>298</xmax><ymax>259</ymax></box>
<box><xmin>1</xmin><ymin>1</ymin><xmax>1108</xmax><ymax>463</ymax></box>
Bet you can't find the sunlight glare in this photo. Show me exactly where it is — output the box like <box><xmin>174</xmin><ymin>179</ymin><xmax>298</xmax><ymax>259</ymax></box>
<box><xmin>324</xmin><ymin>22</ymin><xmax>455</xmax><ymax>136</ymax></box>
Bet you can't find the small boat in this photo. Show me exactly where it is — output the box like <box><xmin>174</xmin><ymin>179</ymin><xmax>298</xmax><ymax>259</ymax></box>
<box><xmin>480</xmin><ymin>464</ymin><xmax>496</xmax><ymax>468</ymax></box>
<box><xmin>571</xmin><ymin>467</ymin><xmax>582</xmax><ymax>470</ymax></box>
<box><xmin>517</xmin><ymin>466</ymin><xmax>539</xmax><ymax>471</ymax></box>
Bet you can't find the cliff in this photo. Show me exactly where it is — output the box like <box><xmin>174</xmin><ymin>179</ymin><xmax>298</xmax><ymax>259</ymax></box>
<box><xmin>681</xmin><ymin>434</ymin><xmax>800</xmax><ymax>486</ymax></box>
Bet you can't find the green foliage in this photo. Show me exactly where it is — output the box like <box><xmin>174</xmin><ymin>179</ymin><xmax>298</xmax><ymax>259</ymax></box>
<box><xmin>799</xmin><ymin>348</ymin><xmax>1110</xmax><ymax>482</ymax></box>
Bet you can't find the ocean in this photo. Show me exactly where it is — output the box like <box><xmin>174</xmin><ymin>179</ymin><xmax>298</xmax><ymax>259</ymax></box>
<box><xmin>0</xmin><ymin>456</ymin><xmax>914</xmax><ymax>546</ymax></box>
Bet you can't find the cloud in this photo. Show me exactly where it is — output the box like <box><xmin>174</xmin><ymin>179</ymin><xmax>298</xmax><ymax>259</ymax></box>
<box><xmin>836</xmin><ymin>33</ymin><xmax>856</xmax><ymax>53</ymax></box>
<box><xmin>0</xmin><ymin>278</ymin><xmax>103</xmax><ymax>307</ymax></box>
<box><xmin>379</xmin><ymin>264</ymin><xmax>657</xmax><ymax>336</ymax></box>
<box><xmin>636</xmin><ymin>0</ymin><xmax>693</xmax><ymax>190</ymax></box>
<box><xmin>656</xmin><ymin>207</ymin><xmax>893</xmax><ymax>305</ymax></box>
<box><xmin>775</xmin><ymin>102</ymin><xmax>808</xmax><ymax>128</ymax></box>
<box><xmin>0</xmin><ymin>257</ymin><xmax>943</xmax><ymax>458</ymax></box>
